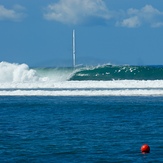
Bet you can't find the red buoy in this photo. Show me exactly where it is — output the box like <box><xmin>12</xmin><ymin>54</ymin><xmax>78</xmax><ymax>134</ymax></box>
<box><xmin>141</xmin><ymin>144</ymin><xmax>150</xmax><ymax>153</ymax></box>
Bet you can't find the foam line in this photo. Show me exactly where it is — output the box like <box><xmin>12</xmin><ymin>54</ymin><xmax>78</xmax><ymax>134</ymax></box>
<box><xmin>0</xmin><ymin>89</ymin><xmax>163</xmax><ymax>96</ymax></box>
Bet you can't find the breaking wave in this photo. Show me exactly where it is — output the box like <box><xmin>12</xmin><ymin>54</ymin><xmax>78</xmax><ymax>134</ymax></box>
<box><xmin>1</xmin><ymin>61</ymin><xmax>163</xmax><ymax>96</ymax></box>
<box><xmin>0</xmin><ymin>62</ymin><xmax>75</xmax><ymax>83</ymax></box>
<box><xmin>1</xmin><ymin>62</ymin><xmax>163</xmax><ymax>83</ymax></box>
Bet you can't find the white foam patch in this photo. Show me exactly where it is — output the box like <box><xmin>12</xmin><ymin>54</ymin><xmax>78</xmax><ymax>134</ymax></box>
<box><xmin>1</xmin><ymin>80</ymin><xmax>163</xmax><ymax>89</ymax></box>
<box><xmin>0</xmin><ymin>80</ymin><xmax>163</xmax><ymax>96</ymax></box>
<box><xmin>0</xmin><ymin>89</ymin><xmax>163</xmax><ymax>96</ymax></box>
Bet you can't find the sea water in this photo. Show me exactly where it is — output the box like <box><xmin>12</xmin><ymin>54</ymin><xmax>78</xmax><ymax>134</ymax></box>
<box><xmin>0</xmin><ymin>62</ymin><xmax>163</xmax><ymax>162</ymax></box>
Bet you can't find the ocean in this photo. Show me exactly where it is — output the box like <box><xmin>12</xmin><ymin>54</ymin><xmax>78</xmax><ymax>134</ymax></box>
<box><xmin>0</xmin><ymin>61</ymin><xmax>163</xmax><ymax>162</ymax></box>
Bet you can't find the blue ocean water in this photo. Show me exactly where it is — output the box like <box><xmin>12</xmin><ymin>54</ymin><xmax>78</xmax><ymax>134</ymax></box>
<box><xmin>0</xmin><ymin>62</ymin><xmax>163</xmax><ymax>162</ymax></box>
<box><xmin>0</xmin><ymin>96</ymin><xmax>163</xmax><ymax>162</ymax></box>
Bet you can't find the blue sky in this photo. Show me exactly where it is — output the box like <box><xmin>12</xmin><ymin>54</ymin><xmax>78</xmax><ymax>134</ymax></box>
<box><xmin>0</xmin><ymin>0</ymin><xmax>163</xmax><ymax>67</ymax></box>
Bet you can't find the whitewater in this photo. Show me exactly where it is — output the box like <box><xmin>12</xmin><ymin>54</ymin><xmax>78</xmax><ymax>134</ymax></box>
<box><xmin>1</xmin><ymin>61</ymin><xmax>163</xmax><ymax>96</ymax></box>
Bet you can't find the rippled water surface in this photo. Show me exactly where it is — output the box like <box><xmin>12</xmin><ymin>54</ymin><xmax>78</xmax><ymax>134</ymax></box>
<box><xmin>0</xmin><ymin>96</ymin><xmax>163</xmax><ymax>162</ymax></box>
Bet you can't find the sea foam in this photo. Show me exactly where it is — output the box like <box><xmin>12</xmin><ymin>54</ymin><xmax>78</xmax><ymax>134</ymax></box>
<box><xmin>0</xmin><ymin>62</ymin><xmax>38</xmax><ymax>82</ymax></box>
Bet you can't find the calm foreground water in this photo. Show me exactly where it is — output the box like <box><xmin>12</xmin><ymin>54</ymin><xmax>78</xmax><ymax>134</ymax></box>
<box><xmin>0</xmin><ymin>96</ymin><xmax>162</xmax><ymax>162</ymax></box>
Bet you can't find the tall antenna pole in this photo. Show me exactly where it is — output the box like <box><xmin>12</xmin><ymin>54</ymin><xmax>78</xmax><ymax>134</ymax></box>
<box><xmin>73</xmin><ymin>29</ymin><xmax>76</xmax><ymax>67</ymax></box>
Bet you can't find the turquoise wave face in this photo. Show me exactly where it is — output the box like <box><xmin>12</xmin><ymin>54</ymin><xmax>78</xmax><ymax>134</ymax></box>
<box><xmin>70</xmin><ymin>65</ymin><xmax>163</xmax><ymax>80</ymax></box>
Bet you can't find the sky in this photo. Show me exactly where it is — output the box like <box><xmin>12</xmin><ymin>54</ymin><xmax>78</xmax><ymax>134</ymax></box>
<box><xmin>0</xmin><ymin>0</ymin><xmax>163</xmax><ymax>67</ymax></box>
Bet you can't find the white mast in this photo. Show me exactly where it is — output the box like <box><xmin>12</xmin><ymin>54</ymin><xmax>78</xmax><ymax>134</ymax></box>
<box><xmin>73</xmin><ymin>29</ymin><xmax>76</xmax><ymax>67</ymax></box>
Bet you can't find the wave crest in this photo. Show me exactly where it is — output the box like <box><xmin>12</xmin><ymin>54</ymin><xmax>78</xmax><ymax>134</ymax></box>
<box><xmin>70</xmin><ymin>64</ymin><xmax>163</xmax><ymax>80</ymax></box>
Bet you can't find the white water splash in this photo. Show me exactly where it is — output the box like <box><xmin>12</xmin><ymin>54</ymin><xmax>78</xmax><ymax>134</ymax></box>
<box><xmin>0</xmin><ymin>62</ymin><xmax>38</xmax><ymax>82</ymax></box>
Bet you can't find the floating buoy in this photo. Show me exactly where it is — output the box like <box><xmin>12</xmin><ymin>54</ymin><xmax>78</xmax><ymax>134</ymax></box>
<box><xmin>141</xmin><ymin>144</ymin><xmax>150</xmax><ymax>153</ymax></box>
